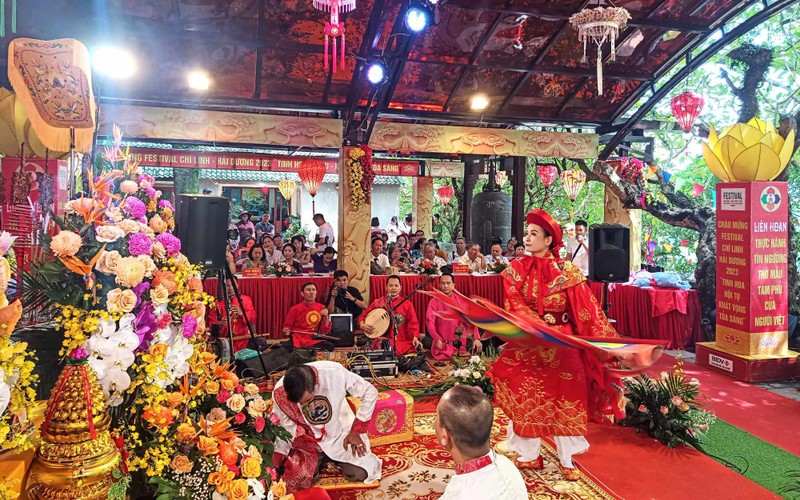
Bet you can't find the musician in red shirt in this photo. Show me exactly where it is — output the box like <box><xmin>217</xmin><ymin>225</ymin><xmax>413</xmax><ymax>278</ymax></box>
<box><xmin>208</xmin><ymin>280</ymin><xmax>260</xmax><ymax>352</ymax></box>
<box><xmin>359</xmin><ymin>275</ymin><xmax>421</xmax><ymax>355</ymax></box>
<box><xmin>283</xmin><ymin>282</ymin><xmax>334</xmax><ymax>350</ymax></box>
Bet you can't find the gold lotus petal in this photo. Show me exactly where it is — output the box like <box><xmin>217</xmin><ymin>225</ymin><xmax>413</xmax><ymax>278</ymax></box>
<box><xmin>763</xmin><ymin>131</ymin><xmax>785</xmax><ymax>154</ymax></box>
<box><xmin>726</xmin><ymin>124</ymin><xmax>745</xmax><ymax>144</ymax></box>
<box><xmin>719</xmin><ymin>124</ymin><xmax>735</xmax><ymax>138</ymax></box>
<box><xmin>777</xmin><ymin>129</ymin><xmax>795</xmax><ymax>175</ymax></box>
<box><xmin>731</xmin><ymin>143</ymin><xmax>781</xmax><ymax>181</ymax></box>
<box><xmin>741</xmin><ymin>124</ymin><xmax>768</xmax><ymax>148</ymax></box>
<box><xmin>747</xmin><ymin>117</ymin><xmax>770</xmax><ymax>134</ymax></box>
<box><xmin>702</xmin><ymin>142</ymin><xmax>732</xmax><ymax>182</ymax></box>
<box><xmin>715</xmin><ymin>135</ymin><xmax>747</xmax><ymax>172</ymax></box>
<box><xmin>707</xmin><ymin>124</ymin><xmax>719</xmax><ymax>147</ymax></box>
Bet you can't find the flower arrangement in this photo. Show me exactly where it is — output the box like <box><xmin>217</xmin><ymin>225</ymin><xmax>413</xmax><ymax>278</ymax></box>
<box><xmin>488</xmin><ymin>260</ymin><xmax>509</xmax><ymax>274</ymax></box>
<box><xmin>145</xmin><ymin>359</ymin><xmax>290</xmax><ymax>499</ymax></box>
<box><xmin>617</xmin><ymin>355</ymin><xmax>715</xmax><ymax>448</ymax></box>
<box><xmin>416</xmin><ymin>259</ymin><xmax>440</xmax><ymax>276</ymax></box>
<box><xmin>267</xmin><ymin>262</ymin><xmax>295</xmax><ymax>278</ymax></box>
<box><xmin>346</xmin><ymin>146</ymin><xmax>374</xmax><ymax>209</ymax></box>
<box><xmin>449</xmin><ymin>355</ymin><xmax>494</xmax><ymax>398</ymax></box>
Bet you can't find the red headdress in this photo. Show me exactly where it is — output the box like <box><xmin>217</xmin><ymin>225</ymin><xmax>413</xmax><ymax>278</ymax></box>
<box><xmin>525</xmin><ymin>209</ymin><xmax>564</xmax><ymax>258</ymax></box>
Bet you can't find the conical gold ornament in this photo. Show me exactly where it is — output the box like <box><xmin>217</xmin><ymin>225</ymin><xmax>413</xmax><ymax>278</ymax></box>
<box><xmin>26</xmin><ymin>361</ymin><xmax>124</xmax><ymax>500</ymax></box>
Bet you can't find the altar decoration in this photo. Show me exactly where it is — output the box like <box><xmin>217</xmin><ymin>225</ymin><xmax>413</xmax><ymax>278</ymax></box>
<box><xmin>26</xmin><ymin>357</ymin><xmax>125</xmax><ymax>499</ymax></box>
<box><xmin>701</xmin><ymin>117</ymin><xmax>795</xmax><ymax>182</ymax></box>
<box><xmin>450</xmin><ymin>355</ymin><xmax>494</xmax><ymax>398</ymax></box>
<box><xmin>347</xmin><ymin>389</ymin><xmax>413</xmax><ymax>447</ymax></box>
<box><xmin>569</xmin><ymin>6</ymin><xmax>630</xmax><ymax>95</ymax></box>
<box><xmin>488</xmin><ymin>260</ymin><xmax>509</xmax><ymax>274</ymax></box>
<box><xmin>537</xmin><ymin>164</ymin><xmax>558</xmax><ymax>203</ymax></box>
<box><xmin>268</xmin><ymin>261</ymin><xmax>296</xmax><ymax>278</ymax></box>
<box><xmin>277</xmin><ymin>179</ymin><xmax>297</xmax><ymax>200</ymax></box>
<box><xmin>312</xmin><ymin>0</ymin><xmax>356</xmax><ymax>72</ymax></box>
<box><xmin>618</xmin><ymin>355</ymin><xmax>715</xmax><ymax>448</ymax></box>
<box><xmin>298</xmin><ymin>158</ymin><xmax>327</xmax><ymax>213</ymax></box>
<box><xmin>670</xmin><ymin>91</ymin><xmax>704</xmax><ymax>133</ymax></box>
<box><xmin>560</xmin><ymin>168</ymin><xmax>586</xmax><ymax>220</ymax></box>
<box><xmin>345</xmin><ymin>146</ymin><xmax>374</xmax><ymax>210</ymax></box>
<box><xmin>416</xmin><ymin>259</ymin><xmax>439</xmax><ymax>276</ymax></box>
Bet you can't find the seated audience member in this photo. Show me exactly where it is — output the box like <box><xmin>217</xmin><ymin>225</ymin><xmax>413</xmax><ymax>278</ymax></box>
<box><xmin>242</xmin><ymin>244</ymin><xmax>269</xmax><ymax>270</ymax></box>
<box><xmin>283</xmin><ymin>282</ymin><xmax>333</xmax><ymax>350</ymax></box>
<box><xmin>414</xmin><ymin>242</ymin><xmax>448</xmax><ymax>270</ymax></box>
<box><xmin>261</xmin><ymin>235</ymin><xmax>283</xmax><ymax>264</ymax></box>
<box><xmin>436</xmin><ymin>386</ymin><xmax>527</xmax><ymax>500</ymax></box>
<box><xmin>292</xmin><ymin>235</ymin><xmax>312</xmax><ymax>265</ymax></box>
<box><xmin>425</xmin><ymin>273</ymin><xmax>482</xmax><ymax>360</ymax></box>
<box><xmin>282</xmin><ymin>244</ymin><xmax>304</xmax><ymax>274</ymax></box>
<box><xmin>457</xmin><ymin>243</ymin><xmax>487</xmax><ymax>273</ymax></box>
<box><xmin>489</xmin><ymin>243</ymin><xmax>509</xmax><ymax>264</ymax></box>
<box><xmin>449</xmin><ymin>237</ymin><xmax>468</xmax><ymax>263</ymax></box>
<box><xmin>369</xmin><ymin>237</ymin><xmax>390</xmax><ymax>275</ymax></box>
<box><xmin>313</xmin><ymin>213</ymin><xmax>336</xmax><ymax>250</ymax></box>
<box><xmin>237</xmin><ymin>237</ymin><xmax>256</xmax><ymax>260</ymax></box>
<box><xmin>411</xmin><ymin>230</ymin><xmax>427</xmax><ymax>252</ymax></box>
<box><xmin>396</xmin><ymin>233</ymin><xmax>410</xmax><ymax>251</ymax></box>
<box><xmin>380</xmin><ymin>231</ymin><xmax>389</xmax><ymax>246</ymax></box>
<box><xmin>504</xmin><ymin>238</ymin><xmax>518</xmax><ymax>258</ymax></box>
<box><xmin>428</xmin><ymin>238</ymin><xmax>449</xmax><ymax>261</ymax></box>
<box><xmin>387</xmin><ymin>244</ymin><xmax>412</xmax><ymax>273</ymax></box>
<box><xmin>312</xmin><ymin>246</ymin><xmax>338</xmax><ymax>273</ymax></box>
<box><xmin>273</xmin><ymin>233</ymin><xmax>285</xmax><ymax>251</ymax></box>
<box><xmin>326</xmin><ymin>270</ymin><xmax>367</xmax><ymax>323</ymax></box>
<box><xmin>513</xmin><ymin>242</ymin><xmax>525</xmax><ymax>259</ymax></box>
<box><xmin>272</xmin><ymin>362</ymin><xmax>382</xmax><ymax>493</ymax></box>
<box><xmin>360</xmin><ymin>275</ymin><xmax>421</xmax><ymax>355</ymax></box>
<box><xmin>236</xmin><ymin>211</ymin><xmax>255</xmax><ymax>246</ymax></box>
<box><xmin>208</xmin><ymin>279</ymin><xmax>263</xmax><ymax>352</ymax></box>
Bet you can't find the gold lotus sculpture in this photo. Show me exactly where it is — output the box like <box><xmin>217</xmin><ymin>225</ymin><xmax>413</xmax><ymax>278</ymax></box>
<box><xmin>702</xmin><ymin>117</ymin><xmax>795</xmax><ymax>182</ymax></box>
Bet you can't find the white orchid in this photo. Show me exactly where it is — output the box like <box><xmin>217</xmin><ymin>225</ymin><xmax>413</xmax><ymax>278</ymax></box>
<box><xmin>84</xmin><ymin>315</ymin><xmax>139</xmax><ymax>406</ymax></box>
<box><xmin>247</xmin><ymin>478</ymin><xmax>267</xmax><ymax>500</ymax></box>
<box><xmin>101</xmin><ymin>367</ymin><xmax>132</xmax><ymax>407</ymax></box>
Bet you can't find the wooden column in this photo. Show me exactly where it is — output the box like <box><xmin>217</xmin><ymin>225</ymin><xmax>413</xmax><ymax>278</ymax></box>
<box><xmin>603</xmin><ymin>187</ymin><xmax>642</xmax><ymax>270</ymax></box>
<box><xmin>338</xmin><ymin>146</ymin><xmax>372</xmax><ymax>301</ymax></box>
<box><xmin>413</xmin><ymin>177</ymin><xmax>433</xmax><ymax>238</ymax></box>
<box><xmin>510</xmin><ymin>156</ymin><xmax>527</xmax><ymax>240</ymax></box>
<box><xmin>463</xmin><ymin>174</ymin><xmax>476</xmax><ymax>241</ymax></box>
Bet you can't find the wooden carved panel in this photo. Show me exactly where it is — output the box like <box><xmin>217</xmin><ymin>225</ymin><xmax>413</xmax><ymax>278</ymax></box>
<box><xmin>413</xmin><ymin>177</ymin><xmax>433</xmax><ymax>239</ymax></box>
<box><xmin>338</xmin><ymin>146</ymin><xmax>372</xmax><ymax>302</ymax></box>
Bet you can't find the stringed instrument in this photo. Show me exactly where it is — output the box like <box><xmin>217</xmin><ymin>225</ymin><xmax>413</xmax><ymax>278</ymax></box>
<box><xmin>361</xmin><ymin>276</ymin><xmax>436</xmax><ymax>339</ymax></box>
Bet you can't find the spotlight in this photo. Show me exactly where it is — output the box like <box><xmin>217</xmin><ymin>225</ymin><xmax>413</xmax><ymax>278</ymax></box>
<box><xmin>365</xmin><ymin>59</ymin><xmax>388</xmax><ymax>86</ymax></box>
<box><xmin>470</xmin><ymin>94</ymin><xmax>489</xmax><ymax>111</ymax></box>
<box><xmin>405</xmin><ymin>1</ymin><xmax>433</xmax><ymax>33</ymax></box>
<box><xmin>92</xmin><ymin>46</ymin><xmax>136</xmax><ymax>79</ymax></box>
<box><xmin>187</xmin><ymin>70</ymin><xmax>211</xmax><ymax>91</ymax></box>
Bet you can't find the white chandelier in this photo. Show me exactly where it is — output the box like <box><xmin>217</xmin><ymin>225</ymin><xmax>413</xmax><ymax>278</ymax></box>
<box><xmin>569</xmin><ymin>6</ymin><xmax>631</xmax><ymax>95</ymax></box>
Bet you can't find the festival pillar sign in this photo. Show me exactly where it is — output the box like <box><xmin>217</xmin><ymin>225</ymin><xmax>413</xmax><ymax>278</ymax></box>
<box><xmin>338</xmin><ymin>145</ymin><xmax>373</xmax><ymax>301</ymax></box>
<box><xmin>715</xmin><ymin>182</ymin><xmax>789</xmax><ymax>356</ymax></box>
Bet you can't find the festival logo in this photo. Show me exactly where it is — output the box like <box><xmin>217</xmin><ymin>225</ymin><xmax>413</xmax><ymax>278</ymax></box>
<box><xmin>301</xmin><ymin>395</ymin><xmax>333</xmax><ymax>425</ymax></box>
<box><xmin>760</xmin><ymin>186</ymin><xmax>782</xmax><ymax>213</ymax></box>
<box><xmin>306</xmin><ymin>309</ymin><xmax>321</xmax><ymax>328</ymax></box>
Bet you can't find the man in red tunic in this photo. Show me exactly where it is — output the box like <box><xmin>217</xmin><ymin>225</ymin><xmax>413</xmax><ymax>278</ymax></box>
<box><xmin>283</xmin><ymin>282</ymin><xmax>334</xmax><ymax>350</ymax></box>
<box><xmin>208</xmin><ymin>280</ymin><xmax>260</xmax><ymax>352</ymax></box>
<box><xmin>359</xmin><ymin>275</ymin><xmax>421</xmax><ymax>355</ymax></box>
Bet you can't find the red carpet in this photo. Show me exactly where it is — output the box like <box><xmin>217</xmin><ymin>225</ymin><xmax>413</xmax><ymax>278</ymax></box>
<box><xmin>572</xmin><ymin>422</ymin><xmax>781</xmax><ymax>499</ymax></box>
<box><xmin>646</xmin><ymin>354</ymin><xmax>800</xmax><ymax>456</ymax></box>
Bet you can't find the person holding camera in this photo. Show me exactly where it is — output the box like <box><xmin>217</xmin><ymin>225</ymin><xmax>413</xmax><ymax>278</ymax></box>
<box><xmin>327</xmin><ymin>270</ymin><xmax>367</xmax><ymax>323</ymax></box>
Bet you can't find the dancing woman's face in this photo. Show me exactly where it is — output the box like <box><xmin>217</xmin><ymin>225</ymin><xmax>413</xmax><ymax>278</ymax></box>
<box><xmin>523</xmin><ymin>223</ymin><xmax>553</xmax><ymax>257</ymax></box>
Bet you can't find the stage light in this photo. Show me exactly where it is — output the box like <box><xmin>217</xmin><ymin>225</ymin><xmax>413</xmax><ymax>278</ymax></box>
<box><xmin>366</xmin><ymin>60</ymin><xmax>388</xmax><ymax>86</ymax></box>
<box><xmin>405</xmin><ymin>2</ymin><xmax>432</xmax><ymax>33</ymax></box>
<box><xmin>187</xmin><ymin>70</ymin><xmax>211</xmax><ymax>91</ymax></box>
<box><xmin>470</xmin><ymin>94</ymin><xmax>489</xmax><ymax>111</ymax></box>
<box><xmin>92</xmin><ymin>46</ymin><xmax>136</xmax><ymax>79</ymax></box>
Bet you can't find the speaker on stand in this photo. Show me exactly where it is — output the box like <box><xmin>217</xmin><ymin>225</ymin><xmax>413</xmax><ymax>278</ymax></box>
<box><xmin>588</xmin><ymin>224</ymin><xmax>630</xmax><ymax>320</ymax></box>
<box><xmin>174</xmin><ymin>194</ymin><xmax>230</xmax><ymax>270</ymax></box>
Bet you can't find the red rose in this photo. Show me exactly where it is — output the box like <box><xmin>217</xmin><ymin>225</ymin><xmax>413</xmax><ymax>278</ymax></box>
<box><xmin>235</xmin><ymin>385</ymin><xmax>244</xmax><ymax>394</ymax></box>
<box><xmin>234</xmin><ymin>412</ymin><xmax>246</xmax><ymax>424</ymax></box>
<box><xmin>255</xmin><ymin>417</ymin><xmax>266</xmax><ymax>432</ymax></box>
<box><xmin>228</xmin><ymin>464</ymin><xmax>240</xmax><ymax>476</ymax></box>
<box><xmin>217</xmin><ymin>389</ymin><xmax>231</xmax><ymax>403</ymax></box>
<box><xmin>157</xmin><ymin>313</ymin><xmax>172</xmax><ymax>329</ymax></box>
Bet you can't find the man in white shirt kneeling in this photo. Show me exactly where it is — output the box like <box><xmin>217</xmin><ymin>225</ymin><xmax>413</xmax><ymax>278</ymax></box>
<box><xmin>436</xmin><ymin>385</ymin><xmax>527</xmax><ymax>499</ymax></box>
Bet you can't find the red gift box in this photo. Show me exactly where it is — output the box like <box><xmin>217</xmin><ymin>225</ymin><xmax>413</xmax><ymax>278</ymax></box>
<box><xmin>348</xmin><ymin>389</ymin><xmax>414</xmax><ymax>446</ymax></box>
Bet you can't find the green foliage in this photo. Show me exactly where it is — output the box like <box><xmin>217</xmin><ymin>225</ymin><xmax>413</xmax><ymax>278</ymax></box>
<box><xmin>173</xmin><ymin>168</ymin><xmax>200</xmax><ymax>194</ymax></box>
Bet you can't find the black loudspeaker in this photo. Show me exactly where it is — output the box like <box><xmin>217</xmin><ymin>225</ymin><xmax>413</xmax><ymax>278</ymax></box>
<box><xmin>174</xmin><ymin>195</ymin><xmax>230</xmax><ymax>269</ymax></box>
<box><xmin>236</xmin><ymin>346</ymin><xmax>291</xmax><ymax>378</ymax></box>
<box><xmin>589</xmin><ymin>224</ymin><xmax>630</xmax><ymax>283</ymax></box>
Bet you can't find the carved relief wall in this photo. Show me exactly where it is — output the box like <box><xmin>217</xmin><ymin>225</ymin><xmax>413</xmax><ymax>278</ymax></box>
<box><xmin>99</xmin><ymin>104</ymin><xmax>342</xmax><ymax>148</ymax></box>
<box><xmin>604</xmin><ymin>187</ymin><xmax>642</xmax><ymax>270</ymax></box>
<box><xmin>369</xmin><ymin>123</ymin><xmax>598</xmax><ymax>159</ymax></box>
<box><xmin>413</xmin><ymin>177</ymin><xmax>433</xmax><ymax>239</ymax></box>
<box><xmin>338</xmin><ymin>146</ymin><xmax>372</xmax><ymax>301</ymax></box>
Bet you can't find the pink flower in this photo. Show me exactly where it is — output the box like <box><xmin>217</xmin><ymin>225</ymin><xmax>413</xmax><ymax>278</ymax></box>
<box><xmin>234</xmin><ymin>412</ymin><xmax>246</xmax><ymax>425</ymax></box>
<box><xmin>217</xmin><ymin>389</ymin><xmax>231</xmax><ymax>404</ymax></box>
<box><xmin>254</xmin><ymin>417</ymin><xmax>266</xmax><ymax>433</ymax></box>
<box><xmin>671</xmin><ymin>396</ymin><xmax>684</xmax><ymax>406</ymax></box>
<box><xmin>157</xmin><ymin>313</ymin><xmax>172</xmax><ymax>329</ymax></box>
<box><xmin>269</xmin><ymin>413</ymin><xmax>280</xmax><ymax>425</ymax></box>
<box><xmin>123</xmin><ymin>196</ymin><xmax>147</xmax><ymax>218</ymax></box>
<box><xmin>182</xmin><ymin>314</ymin><xmax>198</xmax><ymax>339</ymax></box>
<box><xmin>267</xmin><ymin>467</ymin><xmax>277</xmax><ymax>481</ymax></box>
<box><xmin>70</xmin><ymin>347</ymin><xmax>88</xmax><ymax>360</ymax></box>
<box><xmin>228</xmin><ymin>464</ymin><xmax>240</xmax><ymax>476</ymax></box>
<box><xmin>660</xmin><ymin>406</ymin><xmax>668</xmax><ymax>415</ymax></box>
<box><xmin>127</xmin><ymin>232</ymin><xmax>153</xmax><ymax>256</ymax></box>
<box><xmin>235</xmin><ymin>385</ymin><xmax>244</xmax><ymax>394</ymax></box>
<box><xmin>698</xmin><ymin>424</ymin><xmax>709</xmax><ymax>431</ymax></box>
<box><xmin>156</xmin><ymin>233</ymin><xmax>181</xmax><ymax>256</ymax></box>
<box><xmin>637</xmin><ymin>404</ymin><xmax>647</xmax><ymax>413</ymax></box>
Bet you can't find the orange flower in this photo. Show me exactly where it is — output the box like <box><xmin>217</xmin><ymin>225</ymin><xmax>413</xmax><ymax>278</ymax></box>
<box><xmin>220</xmin><ymin>378</ymin><xmax>235</xmax><ymax>392</ymax></box>
<box><xmin>219</xmin><ymin>370</ymin><xmax>240</xmax><ymax>387</ymax></box>
<box><xmin>201</xmin><ymin>351</ymin><xmax>217</xmax><ymax>365</ymax></box>
<box><xmin>142</xmin><ymin>404</ymin><xmax>175</xmax><ymax>428</ymax></box>
<box><xmin>197</xmin><ymin>435</ymin><xmax>220</xmax><ymax>456</ymax></box>
<box><xmin>188</xmin><ymin>277</ymin><xmax>203</xmax><ymax>293</ymax></box>
<box><xmin>205</xmin><ymin>380</ymin><xmax>220</xmax><ymax>395</ymax></box>
<box><xmin>176</xmin><ymin>422</ymin><xmax>196</xmax><ymax>443</ymax></box>
<box><xmin>149</xmin><ymin>342</ymin><xmax>169</xmax><ymax>359</ymax></box>
<box><xmin>165</xmin><ymin>392</ymin><xmax>183</xmax><ymax>409</ymax></box>
<box><xmin>152</xmin><ymin>269</ymin><xmax>178</xmax><ymax>294</ymax></box>
<box><xmin>241</xmin><ymin>457</ymin><xmax>262</xmax><ymax>478</ymax></box>
<box><xmin>170</xmin><ymin>454</ymin><xmax>193</xmax><ymax>473</ymax></box>
<box><xmin>208</xmin><ymin>464</ymin><xmax>235</xmax><ymax>493</ymax></box>
<box><xmin>227</xmin><ymin>479</ymin><xmax>250</xmax><ymax>500</ymax></box>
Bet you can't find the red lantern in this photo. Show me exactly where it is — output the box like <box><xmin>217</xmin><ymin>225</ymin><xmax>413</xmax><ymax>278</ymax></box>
<box><xmin>537</xmin><ymin>164</ymin><xmax>558</xmax><ymax>205</ymax></box>
<box><xmin>260</xmin><ymin>187</ymin><xmax>269</xmax><ymax>195</ymax></box>
<box><xmin>298</xmin><ymin>159</ymin><xmax>327</xmax><ymax>213</ymax></box>
<box><xmin>670</xmin><ymin>91</ymin><xmax>704</xmax><ymax>133</ymax></box>
<box><xmin>437</xmin><ymin>185</ymin><xmax>454</xmax><ymax>206</ymax></box>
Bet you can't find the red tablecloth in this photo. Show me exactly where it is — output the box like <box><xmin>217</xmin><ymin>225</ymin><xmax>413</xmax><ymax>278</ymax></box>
<box><xmin>607</xmin><ymin>284</ymin><xmax>703</xmax><ymax>350</ymax></box>
<box><xmin>203</xmin><ymin>274</ymin><xmax>505</xmax><ymax>339</ymax></box>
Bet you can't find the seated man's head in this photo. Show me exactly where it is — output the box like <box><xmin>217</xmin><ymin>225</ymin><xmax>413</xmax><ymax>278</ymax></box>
<box><xmin>322</xmin><ymin>246</ymin><xmax>336</xmax><ymax>265</ymax></box>
<box><xmin>467</xmin><ymin>243</ymin><xmax>480</xmax><ymax>260</ymax></box>
<box><xmin>371</xmin><ymin>237</ymin><xmax>384</xmax><ymax>256</ymax></box>
<box><xmin>333</xmin><ymin>269</ymin><xmax>349</xmax><ymax>287</ymax></box>
<box><xmin>423</xmin><ymin>242</ymin><xmax>436</xmax><ymax>261</ymax></box>
<box><xmin>301</xmin><ymin>282</ymin><xmax>317</xmax><ymax>303</ymax></box>
<box><xmin>491</xmin><ymin>243</ymin><xmax>504</xmax><ymax>259</ymax></box>
<box><xmin>439</xmin><ymin>272</ymin><xmax>455</xmax><ymax>295</ymax></box>
<box><xmin>435</xmin><ymin>385</ymin><xmax>493</xmax><ymax>459</ymax></box>
<box><xmin>386</xmin><ymin>275</ymin><xmax>402</xmax><ymax>299</ymax></box>
<box><xmin>284</xmin><ymin>364</ymin><xmax>316</xmax><ymax>404</ymax></box>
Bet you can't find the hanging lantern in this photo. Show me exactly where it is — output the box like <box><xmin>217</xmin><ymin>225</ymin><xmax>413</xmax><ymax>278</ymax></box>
<box><xmin>670</xmin><ymin>91</ymin><xmax>704</xmax><ymax>132</ymax></box>
<box><xmin>561</xmin><ymin>168</ymin><xmax>586</xmax><ymax>220</ymax></box>
<box><xmin>260</xmin><ymin>186</ymin><xmax>270</xmax><ymax>195</ymax></box>
<box><xmin>569</xmin><ymin>6</ymin><xmax>630</xmax><ymax>95</ymax></box>
<box><xmin>437</xmin><ymin>185</ymin><xmax>454</xmax><ymax>206</ymax></box>
<box><xmin>692</xmin><ymin>183</ymin><xmax>704</xmax><ymax>198</ymax></box>
<box><xmin>537</xmin><ymin>164</ymin><xmax>558</xmax><ymax>205</ymax></box>
<box><xmin>298</xmin><ymin>159</ymin><xmax>327</xmax><ymax>213</ymax></box>
<box><xmin>312</xmin><ymin>0</ymin><xmax>356</xmax><ymax>73</ymax></box>
<box><xmin>278</xmin><ymin>179</ymin><xmax>297</xmax><ymax>200</ymax></box>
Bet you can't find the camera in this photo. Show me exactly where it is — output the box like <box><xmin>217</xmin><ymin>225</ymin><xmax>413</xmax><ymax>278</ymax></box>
<box><xmin>337</xmin><ymin>286</ymin><xmax>348</xmax><ymax>297</ymax></box>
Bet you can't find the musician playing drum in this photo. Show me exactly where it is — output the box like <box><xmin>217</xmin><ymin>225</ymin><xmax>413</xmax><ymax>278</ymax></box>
<box><xmin>283</xmin><ymin>282</ymin><xmax>334</xmax><ymax>351</ymax></box>
<box><xmin>359</xmin><ymin>275</ymin><xmax>421</xmax><ymax>355</ymax></box>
